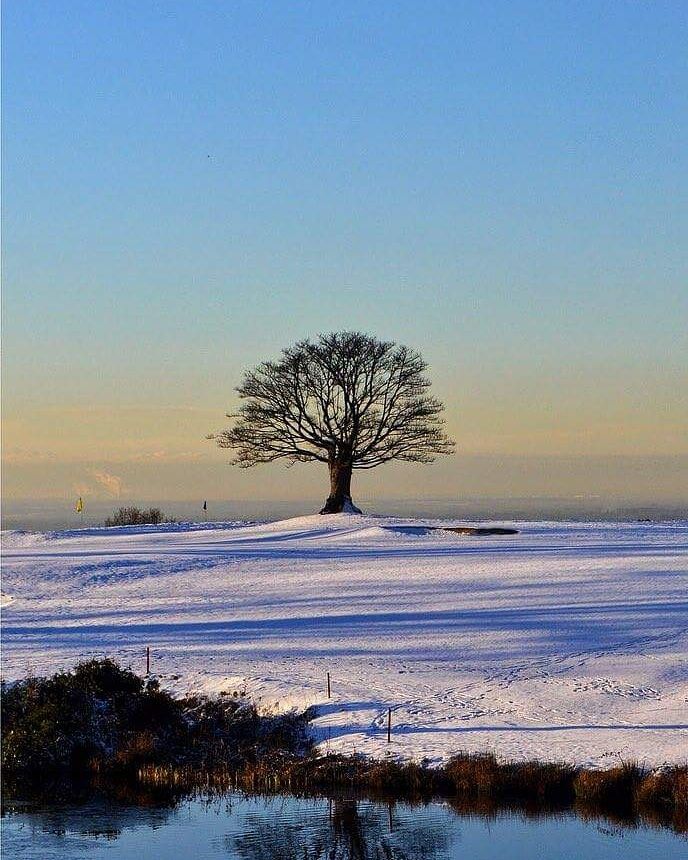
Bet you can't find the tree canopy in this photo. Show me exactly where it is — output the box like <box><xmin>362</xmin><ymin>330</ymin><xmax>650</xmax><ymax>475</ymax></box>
<box><xmin>211</xmin><ymin>332</ymin><xmax>454</xmax><ymax>512</ymax></box>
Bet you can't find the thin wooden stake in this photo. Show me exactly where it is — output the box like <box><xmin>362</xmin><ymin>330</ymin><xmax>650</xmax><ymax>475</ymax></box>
<box><xmin>387</xmin><ymin>707</ymin><xmax>392</xmax><ymax>743</ymax></box>
<box><xmin>327</xmin><ymin>671</ymin><xmax>331</xmax><ymax>698</ymax></box>
<box><xmin>146</xmin><ymin>646</ymin><xmax>150</xmax><ymax>675</ymax></box>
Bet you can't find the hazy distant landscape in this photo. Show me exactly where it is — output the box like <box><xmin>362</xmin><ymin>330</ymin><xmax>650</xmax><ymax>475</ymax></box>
<box><xmin>3</xmin><ymin>497</ymin><xmax>687</xmax><ymax>533</ymax></box>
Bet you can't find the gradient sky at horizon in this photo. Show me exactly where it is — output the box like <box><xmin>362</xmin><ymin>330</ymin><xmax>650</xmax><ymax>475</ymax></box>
<box><xmin>2</xmin><ymin>1</ymin><xmax>687</xmax><ymax>504</ymax></box>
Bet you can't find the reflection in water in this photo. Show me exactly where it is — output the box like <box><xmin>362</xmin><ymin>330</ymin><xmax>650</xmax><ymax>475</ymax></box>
<box><xmin>17</xmin><ymin>801</ymin><xmax>174</xmax><ymax>841</ymax></box>
<box><xmin>2</xmin><ymin>792</ymin><xmax>684</xmax><ymax>860</ymax></box>
<box><xmin>231</xmin><ymin>798</ymin><xmax>450</xmax><ymax>860</ymax></box>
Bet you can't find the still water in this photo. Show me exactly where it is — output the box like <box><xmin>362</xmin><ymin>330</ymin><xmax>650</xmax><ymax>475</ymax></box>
<box><xmin>3</xmin><ymin>794</ymin><xmax>685</xmax><ymax>860</ymax></box>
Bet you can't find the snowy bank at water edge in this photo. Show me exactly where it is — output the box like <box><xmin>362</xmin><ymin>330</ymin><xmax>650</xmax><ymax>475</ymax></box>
<box><xmin>2</xmin><ymin>514</ymin><xmax>687</xmax><ymax>768</ymax></box>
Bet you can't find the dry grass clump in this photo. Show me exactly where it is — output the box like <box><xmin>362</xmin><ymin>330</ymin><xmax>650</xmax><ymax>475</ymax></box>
<box><xmin>443</xmin><ymin>752</ymin><xmax>574</xmax><ymax>805</ymax></box>
<box><xmin>443</xmin><ymin>754</ymin><xmax>687</xmax><ymax>833</ymax></box>
<box><xmin>573</xmin><ymin>761</ymin><xmax>642</xmax><ymax>810</ymax></box>
<box><xmin>501</xmin><ymin>760</ymin><xmax>575</xmax><ymax>803</ymax></box>
<box><xmin>443</xmin><ymin>752</ymin><xmax>500</xmax><ymax>796</ymax></box>
<box><xmin>265</xmin><ymin>753</ymin><xmax>439</xmax><ymax>796</ymax></box>
<box><xmin>635</xmin><ymin>765</ymin><xmax>688</xmax><ymax>834</ymax></box>
<box><xmin>570</xmin><ymin>762</ymin><xmax>688</xmax><ymax>834</ymax></box>
<box><xmin>352</xmin><ymin>758</ymin><xmax>435</xmax><ymax>794</ymax></box>
<box><xmin>636</xmin><ymin>765</ymin><xmax>688</xmax><ymax>809</ymax></box>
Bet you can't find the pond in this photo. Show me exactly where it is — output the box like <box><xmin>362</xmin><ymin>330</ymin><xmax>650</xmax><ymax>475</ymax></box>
<box><xmin>3</xmin><ymin>794</ymin><xmax>685</xmax><ymax>859</ymax></box>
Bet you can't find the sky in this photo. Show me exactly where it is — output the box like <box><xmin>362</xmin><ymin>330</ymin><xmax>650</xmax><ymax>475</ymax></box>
<box><xmin>2</xmin><ymin>1</ymin><xmax>687</xmax><ymax>506</ymax></box>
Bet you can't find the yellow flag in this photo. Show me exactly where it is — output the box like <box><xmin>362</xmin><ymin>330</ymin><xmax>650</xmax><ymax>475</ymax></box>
<box><xmin>75</xmin><ymin>496</ymin><xmax>84</xmax><ymax>513</ymax></box>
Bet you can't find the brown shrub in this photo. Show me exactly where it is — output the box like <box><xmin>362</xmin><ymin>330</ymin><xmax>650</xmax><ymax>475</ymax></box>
<box><xmin>670</xmin><ymin>766</ymin><xmax>688</xmax><ymax>809</ymax></box>
<box><xmin>115</xmin><ymin>731</ymin><xmax>158</xmax><ymax>767</ymax></box>
<box><xmin>443</xmin><ymin>753</ymin><xmax>573</xmax><ymax>804</ymax></box>
<box><xmin>501</xmin><ymin>760</ymin><xmax>574</xmax><ymax>803</ymax></box>
<box><xmin>574</xmin><ymin>762</ymin><xmax>642</xmax><ymax>808</ymax></box>
<box><xmin>443</xmin><ymin>752</ymin><xmax>500</xmax><ymax>796</ymax></box>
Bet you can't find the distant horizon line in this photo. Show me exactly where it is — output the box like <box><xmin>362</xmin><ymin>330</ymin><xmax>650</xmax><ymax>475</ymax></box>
<box><xmin>4</xmin><ymin>495</ymin><xmax>686</xmax><ymax>507</ymax></box>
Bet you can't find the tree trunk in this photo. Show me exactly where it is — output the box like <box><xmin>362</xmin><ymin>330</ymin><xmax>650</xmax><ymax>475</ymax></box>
<box><xmin>320</xmin><ymin>459</ymin><xmax>362</xmax><ymax>514</ymax></box>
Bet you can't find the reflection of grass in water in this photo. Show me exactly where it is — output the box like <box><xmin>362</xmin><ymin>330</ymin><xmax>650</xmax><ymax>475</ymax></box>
<box><xmin>7</xmin><ymin>792</ymin><xmax>684</xmax><ymax>860</ymax></box>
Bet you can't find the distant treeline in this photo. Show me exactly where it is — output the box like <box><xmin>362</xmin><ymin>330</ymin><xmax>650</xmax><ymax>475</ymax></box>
<box><xmin>104</xmin><ymin>507</ymin><xmax>175</xmax><ymax>527</ymax></box>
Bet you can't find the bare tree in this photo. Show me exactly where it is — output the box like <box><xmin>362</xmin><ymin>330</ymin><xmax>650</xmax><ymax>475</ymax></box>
<box><xmin>210</xmin><ymin>332</ymin><xmax>454</xmax><ymax>514</ymax></box>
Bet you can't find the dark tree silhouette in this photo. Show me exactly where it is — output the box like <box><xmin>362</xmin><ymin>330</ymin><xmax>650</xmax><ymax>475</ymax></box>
<box><xmin>210</xmin><ymin>332</ymin><xmax>454</xmax><ymax>514</ymax></box>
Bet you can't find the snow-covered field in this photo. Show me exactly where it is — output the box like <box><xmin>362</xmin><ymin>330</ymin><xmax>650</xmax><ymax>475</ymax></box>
<box><xmin>2</xmin><ymin>514</ymin><xmax>687</xmax><ymax>768</ymax></box>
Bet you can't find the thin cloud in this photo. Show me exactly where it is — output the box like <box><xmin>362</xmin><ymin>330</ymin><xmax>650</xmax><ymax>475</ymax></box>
<box><xmin>89</xmin><ymin>470</ymin><xmax>124</xmax><ymax>497</ymax></box>
<box><xmin>130</xmin><ymin>449</ymin><xmax>207</xmax><ymax>463</ymax></box>
<box><xmin>2</xmin><ymin>447</ymin><xmax>58</xmax><ymax>464</ymax></box>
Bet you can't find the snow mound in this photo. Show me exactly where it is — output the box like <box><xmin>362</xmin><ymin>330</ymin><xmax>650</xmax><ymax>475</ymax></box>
<box><xmin>2</xmin><ymin>515</ymin><xmax>687</xmax><ymax>768</ymax></box>
<box><xmin>1</xmin><ymin>530</ymin><xmax>48</xmax><ymax>548</ymax></box>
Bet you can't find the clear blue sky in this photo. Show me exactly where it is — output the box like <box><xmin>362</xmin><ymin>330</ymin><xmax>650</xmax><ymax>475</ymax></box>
<box><xmin>3</xmin><ymin>1</ymin><xmax>687</xmax><ymax>503</ymax></box>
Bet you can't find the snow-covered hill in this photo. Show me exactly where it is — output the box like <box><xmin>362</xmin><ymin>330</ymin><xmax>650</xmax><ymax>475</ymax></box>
<box><xmin>2</xmin><ymin>514</ymin><xmax>687</xmax><ymax>767</ymax></box>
